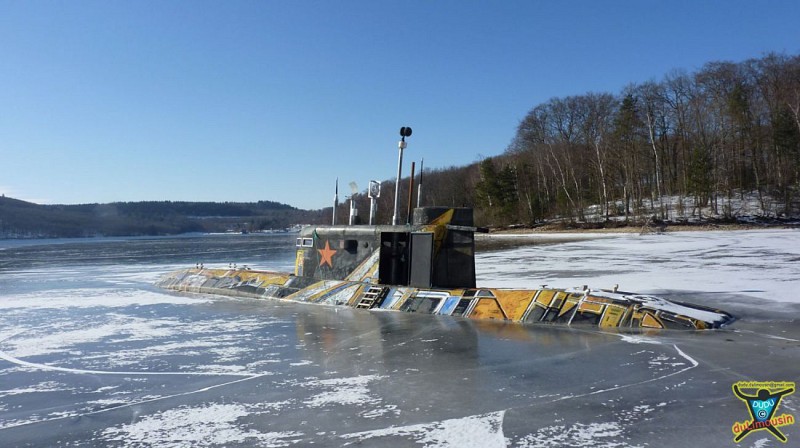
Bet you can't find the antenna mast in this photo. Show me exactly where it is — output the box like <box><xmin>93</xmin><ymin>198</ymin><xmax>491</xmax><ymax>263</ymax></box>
<box><xmin>348</xmin><ymin>182</ymin><xmax>359</xmax><ymax>225</ymax></box>
<box><xmin>392</xmin><ymin>126</ymin><xmax>412</xmax><ymax>226</ymax></box>
<box><xmin>417</xmin><ymin>157</ymin><xmax>424</xmax><ymax>207</ymax></box>
<box><xmin>332</xmin><ymin>177</ymin><xmax>338</xmax><ymax>225</ymax></box>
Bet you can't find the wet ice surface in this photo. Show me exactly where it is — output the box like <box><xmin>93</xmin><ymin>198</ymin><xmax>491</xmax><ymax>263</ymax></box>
<box><xmin>1</xmin><ymin>230</ymin><xmax>799</xmax><ymax>447</ymax></box>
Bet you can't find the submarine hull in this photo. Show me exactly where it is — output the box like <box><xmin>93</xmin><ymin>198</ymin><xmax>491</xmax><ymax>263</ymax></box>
<box><xmin>156</xmin><ymin>266</ymin><xmax>734</xmax><ymax>330</ymax></box>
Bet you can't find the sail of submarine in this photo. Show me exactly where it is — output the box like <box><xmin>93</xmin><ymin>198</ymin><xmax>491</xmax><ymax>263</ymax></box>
<box><xmin>156</xmin><ymin>206</ymin><xmax>734</xmax><ymax>330</ymax></box>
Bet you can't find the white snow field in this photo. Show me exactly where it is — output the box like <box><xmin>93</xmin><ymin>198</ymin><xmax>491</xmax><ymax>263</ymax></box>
<box><xmin>477</xmin><ymin>228</ymin><xmax>798</xmax><ymax>302</ymax></box>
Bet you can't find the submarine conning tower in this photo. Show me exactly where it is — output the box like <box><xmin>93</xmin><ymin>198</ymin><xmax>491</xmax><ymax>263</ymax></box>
<box><xmin>295</xmin><ymin>207</ymin><xmax>480</xmax><ymax>288</ymax></box>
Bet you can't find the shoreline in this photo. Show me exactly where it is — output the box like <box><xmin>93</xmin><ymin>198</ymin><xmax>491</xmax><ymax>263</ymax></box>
<box><xmin>487</xmin><ymin>221</ymin><xmax>799</xmax><ymax>234</ymax></box>
<box><xmin>475</xmin><ymin>222</ymin><xmax>797</xmax><ymax>251</ymax></box>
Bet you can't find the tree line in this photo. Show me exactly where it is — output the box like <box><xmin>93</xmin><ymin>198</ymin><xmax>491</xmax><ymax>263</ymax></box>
<box><xmin>0</xmin><ymin>197</ymin><xmax>327</xmax><ymax>238</ymax></box>
<box><xmin>341</xmin><ymin>53</ymin><xmax>800</xmax><ymax>227</ymax></box>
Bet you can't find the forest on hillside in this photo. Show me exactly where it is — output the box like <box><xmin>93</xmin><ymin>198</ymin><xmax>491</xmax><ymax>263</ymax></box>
<box><xmin>344</xmin><ymin>53</ymin><xmax>800</xmax><ymax>228</ymax></box>
<box><xmin>0</xmin><ymin>197</ymin><xmax>328</xmax><ymax>238</ymax></box>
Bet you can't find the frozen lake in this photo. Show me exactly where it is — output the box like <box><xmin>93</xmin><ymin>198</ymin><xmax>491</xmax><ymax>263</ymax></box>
<box><xmin>1</xmin><ymin>230</ymin><xmax>798</xmax><ymax>447</ymax></box>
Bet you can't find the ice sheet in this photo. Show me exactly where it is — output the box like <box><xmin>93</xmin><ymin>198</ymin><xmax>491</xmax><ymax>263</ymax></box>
<box><xmin>1</xmin><ymin>230</ymin><xmax>798</xmax><ymax>446</ymax></box>
<box><xmin>477</xmin><ymin>229</ymin><xmax>800</xmax><ymax>302</ymax></box>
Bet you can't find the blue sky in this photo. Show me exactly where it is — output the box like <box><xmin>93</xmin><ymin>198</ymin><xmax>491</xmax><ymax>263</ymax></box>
<box><xmin>1</xmin><ymin>1</ymin><xmax>798</xmax><ymax>210</ymax></box>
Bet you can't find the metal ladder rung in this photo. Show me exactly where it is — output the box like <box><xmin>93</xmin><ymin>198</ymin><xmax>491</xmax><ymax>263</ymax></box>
<box><xmin>356</xmin><ymin>287</ymin><xmax>385</xmax><ymax>309</ymax></box>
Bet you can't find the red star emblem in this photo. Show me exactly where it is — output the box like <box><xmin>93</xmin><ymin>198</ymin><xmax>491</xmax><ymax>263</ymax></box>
<box><xmin>317</xmin><ymin>240</ymin><xmax>337</xmax><ymax>267</ymax></box>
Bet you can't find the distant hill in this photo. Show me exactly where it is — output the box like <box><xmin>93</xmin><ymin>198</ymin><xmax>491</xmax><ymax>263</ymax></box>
<box><xmin>0</xmin><ymin>196</ymin><xmax>329</xmax><ymax>239</ymax></box>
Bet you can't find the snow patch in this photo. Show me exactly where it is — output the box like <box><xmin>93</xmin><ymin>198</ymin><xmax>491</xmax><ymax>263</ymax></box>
<box><xmin>3</xmin><ymin>313</ymin><xmax>272</xmax><ymax>359</ymax></box>
<box><xmin>618</xmin><ymin>334</ymin><xmax>663</xmax><ymax>345</ymax></box>
<box><xmin>0</xmin><ymin>381</ymin><xmax>67</xmax><ymax>397</ymax></box>
<box><xmin>0</xmin><ymin>287</ymin><xmax>209</xmax><ymax>310</ymax></box>
<box><xmin>290</xmin><ymin>360</ymin><xmax>313</xmax><ymax>366</ymax></box>
<box><xmin>342</xmin><ymin>410</ymin><xmax>506</xmax><ymax>447</ymax></box>
<box><xmin>303</xmin><ymin>374</ymin><xmax>384</xmax><ymax>407</ymax></box>
<box><xmin>101</xmin><ymin>402</ymin><xmax>303</xmax><ymax>447</ymax></box>
<box><xmin>4</xmin><ymin>315</ymin><xmax>181</xmax><ymax>357</ymax></box>
<box><xmin>515</xmin><ymin>421</ymin><xmax>630</xmax><ymax>448</ymax></box>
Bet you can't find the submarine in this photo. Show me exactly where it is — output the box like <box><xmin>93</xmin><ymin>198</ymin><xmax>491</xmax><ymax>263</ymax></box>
<box><xmin>157</xmin><ymin>205</ymin><xmax>734</xmax><ymax>330</ymax></box>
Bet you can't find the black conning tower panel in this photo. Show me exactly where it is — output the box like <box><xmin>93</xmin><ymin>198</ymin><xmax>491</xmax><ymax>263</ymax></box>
<box><xmin>379</xmin><ymin>207</ymin><xmax>476</xmax><ymax>289</ymax></box>
<box><xmin>378</xmin><ymin>231</ymin><xmax>410</xmax><ymax>285</ymax></box>
<box><xmin>413</xmin><ymin>207</ymin><xmax>476</xmax><ymax>289</ymax></box>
